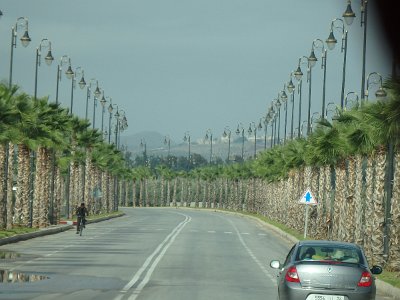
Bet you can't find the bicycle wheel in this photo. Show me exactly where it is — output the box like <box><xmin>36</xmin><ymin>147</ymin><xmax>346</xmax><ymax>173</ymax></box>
<box><xmin>79</xmin><ymin>219</ymin><xmax>83</xmax><ymax>236</ymax></box>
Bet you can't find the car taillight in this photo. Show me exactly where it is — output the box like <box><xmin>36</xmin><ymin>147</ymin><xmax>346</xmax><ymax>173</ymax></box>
<box><xmin>358</xmin><ymin>271</ymin><xmax>372</xmax><ymax>287</ymax></box>
<box><xmin>285</xmin><ymin>266</ymin><xmax>300</xmax><ymax>283</ymax></box>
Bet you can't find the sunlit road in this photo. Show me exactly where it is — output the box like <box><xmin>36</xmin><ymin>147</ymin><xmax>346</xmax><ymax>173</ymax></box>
<box><xmin>0</xmin><ymin>208</ymin><xmax>394</xmax><ymax>300</ymax></box>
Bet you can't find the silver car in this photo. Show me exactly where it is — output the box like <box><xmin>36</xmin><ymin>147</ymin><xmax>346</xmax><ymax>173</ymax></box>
<box><xmin>270</xmin><ymin>240</ymin><xmax>383</xmax><ymax>300</ymax></box>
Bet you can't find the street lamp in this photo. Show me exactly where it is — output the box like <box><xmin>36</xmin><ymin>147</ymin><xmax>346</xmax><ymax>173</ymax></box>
<box><xmin>344</xmin><ymin>92</ymin><xmax>359</xmax><ymax>110</ymax></box>
<box><xmin>248</xmin><ymin>122</ymin><xmax>257</xmax><ymax>158</ymax></box>
<box><xmin>300</xmin><ymin>120</ymin><xmax>308</xmax><ymax>137</ymax></box>
<box><xmin>70</xmin><ymin>67</ymin><xmax>86</xmax><ymax>115</ymax></box>
<box><xmin>326</xmin><ymin>18</ymin><xmax>349</xmax><ymax>109</ymax></box>
<box><xmin>273</xmin><ymin>97</ymin><xmax>282</xmax><ymax>145</ymax></box>
<box><xmin>267</xmin><ymin>105</ymin><xmax>276</xmax><ymax>148</ymax></box>
<box><xmin>55</xmin><ymin>55</ymin><xmax>74</xmax><ymax>105</ymax></box>
<box><xmin>343</xmin><ymin>0</ymin><xmax>369</xmax><ymax>100</ymax></box>
<box><xmin>280</xmin><ymin>85</ymin><xmax>289</xmax><ymax>143</ymax></box>
<box><xmin>257</xmin><ymin>117</ymin><xmax>267</xmax><ymax>150</ymax></box>
<box><xmin>311</xmin><ymin>112</ymin><xmax>321</xmax><ymax>133</ymax></box>
<box><xmin>204</xmin><ymin>129</ymin><xmax>213</xmax><ymax>164</ymax></box>
<box><xmin>9</xmin><ymin>16</ymin><xmax>31</xmax><ymax>88</ymax></box>
<box><xmin>236</xmin><ymin>123</ymin><xmax>245</xmax><ymax>160</ymax></box>
<box><xmin>140</xmin><ymin>138</ymin><xmax>147</xmax><ymax>165</ymax></box>
<box><xmin>183</xmin><ymin>132</ymin><xmax>191</xmax><ymax>170</ymax></box>
<box><xmin>325</xmin><ymin>102</ymin><xmax>337</xmax><ymax>119</ymax></box>
<box><xmin>287</xmin><ymin>73</ymin><xmax>296</xmax><ymax>139</ymax></box>
<box><xmin>365</xmin><ymin>72</ymin><xmax>387</xmax><ymax>102</ymax></box>
<box><xmin>222</xmin><ymin>127</ymin><xmax>231</xmax><ymax>162</ymax></box>
<box><xmin>293</xmin><ymin>56</ymin><xmax>310</xmax><ymax>138</ymax></box>
<box><xmin>164</xmin><ymin>135</ymin><xmax>171</xmax><ymax>158</ymax></box>
<box><xmin>100</xmin><ymin>93</ymin><xmax>108</xmax><ymax>133</ymax></box>
<box><xmin>84</xmin><ymin>78</ymin><xmax>101</xmax><ymax>124</ymax></box>
<box><xmin>310</xmin><ymin>38</ymin><xmax>328</xmax><ymax>120</ymax></box>
<box><xmin>107</xmin><ymin>101</ymin><xmax>113</xmax><ymax>143</ymax></box>
<box><xmin>118</xmin><ymin>110</ymin><xmax>128</xmax><ymax>150</ymax></box>
<box><xmin>34</xmin><ymin>38</ymin><xmax>54</xmax><ymax>101</ymax></box>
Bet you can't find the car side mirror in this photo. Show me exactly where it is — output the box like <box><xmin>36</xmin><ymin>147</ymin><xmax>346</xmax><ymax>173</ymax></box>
<box><xmin>270</xmin><ymin>260</ymin><xmax>281</xmax><ymax>269</ymax></box>
<box><xmin>370</xmin><ymin>265</ymin><xmax>383</xmax><ymax>275</ymax></box>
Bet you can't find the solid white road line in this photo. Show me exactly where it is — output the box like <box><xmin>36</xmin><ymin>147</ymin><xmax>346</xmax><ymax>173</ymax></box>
<box><xmin>114</xmin><ymin>213</ymin><xmax>191</xmax><ymax>300</ymax></box>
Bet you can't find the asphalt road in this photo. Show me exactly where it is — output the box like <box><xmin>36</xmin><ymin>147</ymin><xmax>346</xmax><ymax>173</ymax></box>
<box><xmin>0</xmin><ymin>208</ymin><xmax>395</xmax><ymax>300</ymax></box>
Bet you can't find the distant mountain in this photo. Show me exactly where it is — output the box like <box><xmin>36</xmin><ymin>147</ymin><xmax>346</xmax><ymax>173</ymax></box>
<box><xmin>120</xmin><ymin>131</ymin><xmax>270</xmax><ymax>161</ymax></box>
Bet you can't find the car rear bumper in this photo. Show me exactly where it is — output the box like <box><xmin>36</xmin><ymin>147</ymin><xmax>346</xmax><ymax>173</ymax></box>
<box><xmin>279</xmin><ymin>284</ymin><xmax>376</xmax><ymax>300</ymax></box>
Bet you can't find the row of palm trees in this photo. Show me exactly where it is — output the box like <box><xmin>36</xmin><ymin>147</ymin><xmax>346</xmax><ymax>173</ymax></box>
<box><xmin>116</xmin><ymin>78</ymin><xmax>400</xmax><ymax>270</ymax></box>
<box><xmin>1</xmin><ymin>77</ymin><xmax>400</xmax><ymax>270</ymax></box>
<box><xmin>0</xmin><ymin>82</ymin><xmax>127</xmax><ymax>229</ymax></box>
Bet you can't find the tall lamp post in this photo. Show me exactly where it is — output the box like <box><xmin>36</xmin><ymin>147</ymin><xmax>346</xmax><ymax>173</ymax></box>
<box><xmin>236</xmin><ymin>123</ymin><xmax>245</xmax><ymax>161</ymax></box>
<box><xmin>222</xmin><ymin>127</ymin><xmax>231</xmax><ymax>163</ymax></box>
<box><xmin>183</xmin><ymin>132</ymin><xmax>191</xmax><ymax>170</ymax></box>
<box><xmin>342</xmin><ymin>0</ymin><xmax>368</xmax><ymax>100</ymax></box>
<box><xmin>280</xmin><ymin>85</ymin><xmax>289</xmax><ymax>143</ymax></box>
<box><xmin>273</xmin><ymin>97</ymin><xmax>282</xmax><ymax>145</ymax></box>
<box><xmin>70</xmin><ymin>67</ymin><xmax>86</xmax><ymax>115</ymax></box>
<box><xmin>326</xmin><ymin>18</ymin><xmax>349</xmax><ymax>109</ymax></box>
<box><xmin>9</xmin><ymin>17</ymin><xmax>31</xmax><ymax>88</ymax></box>
<box><xmin>204</xmin><ymin>129</ymin><xmax>213</xmax><ymax>164</ymax></box>
<box><xmin>287</xmin><ymin>73</ymin><xmax>296</xmax><ymax>139</ymax></box>
<box><xmin>311</xmin><ymin>112</ymin><xmax>321</xmax><ymax>133</ymax></box>
<box><xmin>55</xmin><ymin>55</ymin><xmax>74</xmax><ymax>105</ymax></box>
<box><xmin>164</xmin><ymin>135</ymin><xmax>171</xmax><ymax>158</ymax></box>
<box><xmin>107</xmin><ymin>101</ymin><xmax>113</xmax><ymax>143</ymax></box>
<box><xmin>310</xmin><ymin>39</ymin><xmax>328</xmax><ymax>120</ymax></box>
<box><xmin>85</xmin><ymin>78</ymin><xmax>101</xmax><ymax>121</ymax></box>
<box><xmin>266</xmin><ymin>105</ymin><xmax>276</xmax><ymax>148</ymax></box>
<box><xmin>325</xmin><ymin>102</ymin><xmax>337</xmax><ymax>119</ymax></box>
<box><xmin>365</xmin><ymin>72</ymin><xmax>387</xmax><ymax>102</ymax></box>
<box><xmin>34</xmin><ymin>38</ymin><xmax>54</xmax><ymax>101</ymax></box>
<box><xmin>258</xmin><ymin>117</ymin><xmax>268</xmax><ymax>150</ymax></box>
<box><xmin>140</xmin><ymin>138</ymin><xmax>147</xmax><ymax>166</ymax></box>
<box><xmin>294</xmin><ymin>56</ymin><xmax>310</xmax><ymax>138</ymax></box>
<box><xmin>344</xmin><ymin>92</ymin><xmax>359</xmax><ymax>110</ymax></box>
<box><xmin>248</xmin><ymin>122</ymin><xmax>257</xmax><ymax>158</ymax></box>
<box><xmin>100</xmin><ymin>93</ymin><xmax>108</xmax><ymax>133</ymax></box>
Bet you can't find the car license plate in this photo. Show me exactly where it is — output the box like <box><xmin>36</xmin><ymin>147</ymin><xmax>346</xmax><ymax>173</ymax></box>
<box><xmin>306</xmin><ymin>295</ymin><xmax>345</xmax><ymax>300</ymax></box>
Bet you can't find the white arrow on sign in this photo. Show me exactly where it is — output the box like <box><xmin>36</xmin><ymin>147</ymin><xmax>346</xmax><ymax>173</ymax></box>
<box><xmin>299</xmin><ymin>189</ymin><xmax>318</xmax><ymax>205</ymax></box>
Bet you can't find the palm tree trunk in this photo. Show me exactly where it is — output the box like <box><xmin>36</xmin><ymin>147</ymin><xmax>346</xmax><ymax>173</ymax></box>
<box><xmin>354</xmin><ymin>155</ymin><xmax>365</xmax><ymax>246</ymax></box>
<box><xmin>333</xmin><ymin>160</ymin><xmax>346</xmax><ymax>241</ymax></box>
<box><xmin>364</xmin><ymin>154</ymin><xmax>375</xmax><ymax>263</ymax></box>
<box><xmin>388</xmin><ymin>152</ymin><xmax>400</xmax><ymax>271</ymax></box>
<box><xmin>345</xmin><ymin>157</ymin><xmax>356</xmax><ymax>242</ymax></box>
<box><xmin>371</xmin><ymin>149</ymin><xmax>386</xmax><ymax>266</ymax></box>
<box><xmin>6</xmin><ymin>143</ymin><xmax>15</xmax><ymax>229</ymax></box>
<box><xmin>0</xmin><ymin>144</ymin><xmax>7</xmax><ymax>228</ymax></box>
<box><xmin>14</xmin><ymin>144</ymin><xmax>30</xmax><ymax>226</ymax></box>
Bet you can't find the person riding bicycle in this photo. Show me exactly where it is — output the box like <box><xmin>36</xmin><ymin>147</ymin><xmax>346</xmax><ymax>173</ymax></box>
<box><xmin>76</xmin><ymin>202</ymin><xmax>88</xmax><ymax>234</ymax></box>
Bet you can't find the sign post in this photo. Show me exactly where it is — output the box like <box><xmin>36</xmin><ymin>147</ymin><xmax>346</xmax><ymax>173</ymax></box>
<box><xmin>299</xmin><ymin>189</ymin><xmax>318</xmax><ymax>238</ymax></box>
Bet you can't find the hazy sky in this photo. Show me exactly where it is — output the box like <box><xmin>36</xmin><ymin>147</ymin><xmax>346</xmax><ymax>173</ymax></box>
<box><xmin>0</xmin><ymin>0</ymin><xmax>391</xmax><ymax>146</ymax></box>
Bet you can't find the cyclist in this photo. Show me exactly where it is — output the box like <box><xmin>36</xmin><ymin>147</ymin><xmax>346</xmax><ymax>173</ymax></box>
<box><xmin>76</xmin><ymin>202</ymin><xmax>88</xmax><ymax>234</ymax></box>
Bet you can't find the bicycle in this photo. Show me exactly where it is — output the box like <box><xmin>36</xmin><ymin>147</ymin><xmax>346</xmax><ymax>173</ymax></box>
<box><xmin>77</xmin><ymin>216</ymin><xmax>85</xmax><ymax>236</ymax></box>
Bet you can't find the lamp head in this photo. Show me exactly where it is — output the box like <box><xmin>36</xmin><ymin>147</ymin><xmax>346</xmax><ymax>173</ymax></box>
<box><xmin>343</xmin><ymin>1</ymin><xmax>356</xmax><ymax>25</ymax></box>
<box><xmin>326</xmin><ymin>30</ymin><xmax>337</xmax><ymax>50</ymax></box>
<box><xmin>44</xmin><ymin>50</ymin><xmax>54</xmax><ymax>66</ymax></box>
<box><xmin>20</xmin><ymin>30</ymin><xmax>31</xmax><ymax>47</ymax></box>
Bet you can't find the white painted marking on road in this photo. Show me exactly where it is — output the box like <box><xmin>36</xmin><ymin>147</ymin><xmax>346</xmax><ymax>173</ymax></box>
<box><xmin>114</xmin><ymin>213</ymin><xmax>191</xmax><ymax>300</ymax></box>
<box><xmin>228</xmin><ymin>220</ymin><xmax>277</xmax><ymax>286</ymax></box>
<box><xmin>241</xmin><ymin>232</ymin><xmax>250</xmax><ymax>235</ymax></box>
<box><xmin>224</xmin><ymin>231</ymin><xmax>233</xmax><ymax>234</ymax></box>
<box><xmin>258</xmin><ymin>233</ymin><xmax>267</xmax><ymax>236</ymax></box>
<box><xmin>207</xmin><ymin>231</ymin><xmax>216</xmax><ymax>233</ymax></box>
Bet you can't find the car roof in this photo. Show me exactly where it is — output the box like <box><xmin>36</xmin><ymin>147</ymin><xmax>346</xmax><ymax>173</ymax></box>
<box><xmin>297</xmin><ymin>240</ymin><xmax>361</xmax><ymax>249</ymax></box>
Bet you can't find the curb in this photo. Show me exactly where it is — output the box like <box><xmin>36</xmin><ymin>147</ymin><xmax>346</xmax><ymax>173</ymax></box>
<box><xmin>0</xmin><ymin>213</ymin><xmax>125</xmax><ymax>246</ymax></box>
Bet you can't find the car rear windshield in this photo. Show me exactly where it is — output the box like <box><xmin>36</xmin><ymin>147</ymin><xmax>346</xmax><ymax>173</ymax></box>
<box><xmin>296</xmin><ymin>245</ymin><xmax>364</xmax><ymax>264</ymax></box>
